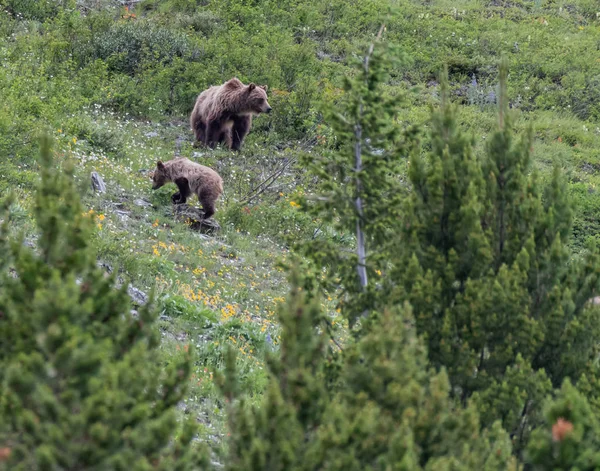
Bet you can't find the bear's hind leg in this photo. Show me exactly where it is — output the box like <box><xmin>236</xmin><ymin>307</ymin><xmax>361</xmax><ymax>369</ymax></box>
<box><xmin>206</xmin><ymin>122</ymin><xmax>223</xmax><ymax>149</ymax></box>
<box><xmin>198</xmin><ymin>187</ymin><xmax>216</xmax><ymax>219</ymax></box>
<box><xmin>219</xmin><ymin>129</ymin><xmax>233</xmax><ymax>150</ymax></box>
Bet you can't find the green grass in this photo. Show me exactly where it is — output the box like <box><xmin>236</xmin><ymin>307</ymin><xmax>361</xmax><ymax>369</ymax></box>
<box><xmin>1</xmin><ymin>0</ymin><xmax>599</xmax><ymax>453</ymax></box>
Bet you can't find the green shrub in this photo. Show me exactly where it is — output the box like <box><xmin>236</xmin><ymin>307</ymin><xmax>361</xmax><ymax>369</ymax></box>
<box><xmin>174</xmin><ymin>10</ymin><xmax>223</xmax><ymax>37</ymax></box>
<box><xmin>64</xmin><ymin>115</ymin><xmax>125</xmax><ymax>157</ymax></box>
<box><xmin>90</xmin><ymin>21</ymin><xmax>194</xmax><ymax>75</ymax></box>
<box><xmin>2</xmin><ymin>0</ymin><xmax>71</xmax><ymax>21</ymax></box>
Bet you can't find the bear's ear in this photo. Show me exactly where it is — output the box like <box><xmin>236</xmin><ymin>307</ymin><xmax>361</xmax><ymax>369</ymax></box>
<box><xmin>260</xmin><ymin>85</ymin><xmax>268</xmax><ymax>91</ymax></box>
<box><xmin>157</xmin><ymin>161</ymin><xmax>165</xmax><ymax>170</ymax></box>
<box><xmin>227</xmin><ymin>77</ymin><xmax>243</xmax><ymax>88</ymax></box>
<box><xmin>248</xmin><ymin>83</ymin><xmax>256</xmax><ymax>92</ymax></box>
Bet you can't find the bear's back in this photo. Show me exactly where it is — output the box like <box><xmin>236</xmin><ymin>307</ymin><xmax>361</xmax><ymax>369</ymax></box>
<box><xmin>168</xmin><ymin>158</ymin><xmax>222</xmax><ymax>192</ymax></box>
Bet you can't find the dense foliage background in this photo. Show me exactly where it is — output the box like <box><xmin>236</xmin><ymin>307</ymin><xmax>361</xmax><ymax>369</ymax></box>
<box><xmin>1</xmin><ymin>0</ymin><xmax>600</xmax><ymax>469</ymax></box>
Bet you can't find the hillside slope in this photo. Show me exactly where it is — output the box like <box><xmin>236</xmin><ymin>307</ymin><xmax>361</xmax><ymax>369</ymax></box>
<box><xmin>1</xmin><ymin>0</ymin><xmax>599</xmax><ymax>449</ymax></box>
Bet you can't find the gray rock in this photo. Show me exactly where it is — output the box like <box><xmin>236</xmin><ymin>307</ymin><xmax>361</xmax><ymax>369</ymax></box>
<box><xmin>127</xmin><ymin>284</ymin><xmax>149</xmax><ymax>306</ymax></box>
<box><xmin>96</xmin><ymin>260</ymin><xmax>113</xmax><ymax>274</ymax></box>
<box><xmin>134</xmin><ymin>198</ymin><xmax>152</xmax><ymax>208</ymax></box>
<box><xmin>145</xmin><ymin>131</ymin><xmax>159</xmax><ymax>138</ymax></box>
<box><xmin>172</xmin><ymin>203</ymin><xmax>220</xmax><ymax>234</ymax></box>
<box><xmin>91</xmin><ymin>172</ymin><xmax>107</xmax><ymax>194</ymax></box>
<box><xmin>114</xmin><ymin>209</ymin><xmax>130</xmax><ymax>222</ymax></box>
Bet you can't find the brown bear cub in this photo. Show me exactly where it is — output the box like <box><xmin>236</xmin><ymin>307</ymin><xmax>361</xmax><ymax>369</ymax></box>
<box><xmin>151</xmin><ymin>157</ymin><xmax>223</xmax><ymax>219</ymax></box>
<box><xmin>190</xmin><ymin>77</ymin><xmax>271</xmax><ymax>151</ymax></box>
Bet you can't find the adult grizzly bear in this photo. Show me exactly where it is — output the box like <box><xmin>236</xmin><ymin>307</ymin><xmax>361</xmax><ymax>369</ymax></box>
<box><xmin>151</xmin><ymin>157</ymin><xmax>223</xmax><ymax>219</ymax></box>
<box><xmin>190</xmin><ymin>77</ymin><xmax>272</xmax><ymax>151</ymax></box>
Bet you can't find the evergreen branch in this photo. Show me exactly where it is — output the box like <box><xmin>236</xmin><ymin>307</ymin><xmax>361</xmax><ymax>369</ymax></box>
<box><xmin>323</xmin><ymin>318</ymin><xmax>343</xmax><ymax>351</ymax></box>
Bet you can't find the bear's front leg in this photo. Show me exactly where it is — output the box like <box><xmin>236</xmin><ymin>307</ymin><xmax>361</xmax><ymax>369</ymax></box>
<box><xmin>172</xmin><ymin>177</ymin><xmax>191</xmax><ymax>204</ymax></box>
<box><xmin>194</xmin><ymin>120</ymin><xmax>206</xmax><ymax>144</ymax></box>
<box><xmin>171</xmin><ymin>192</ymin><xmax>183</xmax><ymax>204</ymax></box>
<box><xmin>232</xmin><ymin>115</ymin><xmax>252</xmax><ymax>151</ymax></box>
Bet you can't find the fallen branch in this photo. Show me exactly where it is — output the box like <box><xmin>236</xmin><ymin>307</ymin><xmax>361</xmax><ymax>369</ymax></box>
<box><xmin>238</xmin><ymin>156</ymin><xmax>297</xmax><ymax>206</ymax></box>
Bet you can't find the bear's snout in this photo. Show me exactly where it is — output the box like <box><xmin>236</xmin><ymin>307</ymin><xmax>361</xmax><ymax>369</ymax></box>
<box><xmin>265</xmin><ymin>106</ymin><xmax>272</xmax><ymax>114</ymax></box>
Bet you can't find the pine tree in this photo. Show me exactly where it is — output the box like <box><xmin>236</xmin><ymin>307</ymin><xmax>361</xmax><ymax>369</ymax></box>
<box><xmin>218</xmin><ymin>269</ymin><xmax>329</xmax><ymax>471</ymax></box>
<box><xmin>310</xmin><ymin>305</ymin><xmax>517</xmax><ymax>471</ymax></box>
<box><xmin>0</xmin><ymin>137</ymin><xmax>207</xmax><ymax>470</ymax></box>
<box><xmin>222</xmin><ymin>271</ymin><xmax>517</xmax><ymax>470</ymax></box>
<box><xmin>296</xmin><ymin>29</ymin><xmax>418</xmax><ymax>323</ymax></box>
<box><xmin>296</xmin><ymin>37</ymin><xmax>600</xmax><ymax>462</ymax></box>
<box><xmin>387</xmin><ymin>61</ymin><xmax>600</xmax><ymax>456</ymax></box>
<box><xmin>526</xmin><ymin>379</ymin><xmax>600</xmax><ymax>470</ymax></box>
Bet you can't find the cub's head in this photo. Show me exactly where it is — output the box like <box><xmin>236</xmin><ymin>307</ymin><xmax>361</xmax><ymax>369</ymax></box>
<box><xmin>151</xmin><ymin>161</ymin><xmax>168</xmax><ymax>189</ymax></box>
<box><xmin>245</xmin><ymin>83</ymin><xmax>272</xmax><ymax>115</ymax></box>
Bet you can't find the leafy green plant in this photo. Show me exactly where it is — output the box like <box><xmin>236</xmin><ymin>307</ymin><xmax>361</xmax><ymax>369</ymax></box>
<box><xmin>91</xmin><ymin>21</ymin><xmax>194</xmax><ymax>75</ymax></box>
<box><xmin>2</xmin><ymin>0</ymin><xmax>71</xmax><ymax>21</ymax></box>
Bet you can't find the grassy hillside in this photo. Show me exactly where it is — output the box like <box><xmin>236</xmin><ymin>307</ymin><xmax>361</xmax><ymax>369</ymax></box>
<box><xmin>1</xmin><ymin>0</ymin><xmax>599</xmax><ymax>453</ymax></box>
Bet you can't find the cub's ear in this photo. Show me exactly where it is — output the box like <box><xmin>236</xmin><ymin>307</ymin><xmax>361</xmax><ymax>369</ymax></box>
<box><xmin>248</xmin><ymin>83</ymin><xmax>256</xmax><ymax>91</ymax></box>
<box><xmin>260</xmin><ymin>85</ymin><xmax>268</xmax><ymax>91</ymax></box>
<box><xmin>157</xmin><ymin>161</ymin><xmax>165</xmax><ymax>170</ymax></box>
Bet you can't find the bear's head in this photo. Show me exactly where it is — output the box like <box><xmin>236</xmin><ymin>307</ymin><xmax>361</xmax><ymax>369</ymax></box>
<box><xmin>151</xmin><ymin>161</ymin><xmax>168</xmax><ymax>189</ymax></box>
<box><xmin>245</xmin><ymin>83</ymin><xmax>272</xmax><ymax>115</ymax></box>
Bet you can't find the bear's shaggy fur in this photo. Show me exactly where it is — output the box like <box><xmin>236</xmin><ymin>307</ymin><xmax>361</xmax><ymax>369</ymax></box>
<box><xmin>190</xmin><ymin>77</ymin><xmax>271</xmax><ymax>151</ymax></box>
<box><xmin>151</xmin><ymin>157</ymin><xmax>223</xmax><ymax>219</ymax></box>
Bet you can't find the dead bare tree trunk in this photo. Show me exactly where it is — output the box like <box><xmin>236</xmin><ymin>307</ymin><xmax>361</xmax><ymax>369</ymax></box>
<box><xmin>355</xmin><ymin>25</ymin><xmax>385</xmax><ymax>307</ymax></box>
<box><xmin>354</xmin><ymin>121</ymin><xmax>368</xmax><ymax>291</ymax></box>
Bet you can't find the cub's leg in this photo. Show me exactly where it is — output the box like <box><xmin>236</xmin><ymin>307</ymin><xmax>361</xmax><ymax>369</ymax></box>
<box><xmin>198</xmin><ymin>187</ymin><xmax>217</xmax><ymax>219</ymax></box>
<box><xmin>172</xmin><ymin>177</ymin><xmax>192</xmax><ymax>204</ymax></box>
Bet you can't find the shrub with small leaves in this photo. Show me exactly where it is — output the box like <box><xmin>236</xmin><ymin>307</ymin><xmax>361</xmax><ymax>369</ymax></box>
<box><xmin>90</xmin><ymin>21</ymin><xmax>193</xmax><ymax>75</ymax></box>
